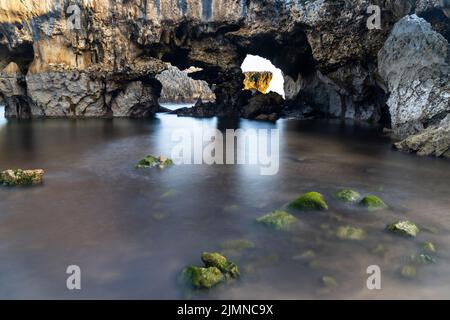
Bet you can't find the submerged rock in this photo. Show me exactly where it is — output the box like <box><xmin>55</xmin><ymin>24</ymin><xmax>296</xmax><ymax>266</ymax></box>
<box><xmin>136</xmin><ymin>155</ymin><xmax>173</xmax><ymax>169</ymax></box>
<box><xmin>360</xmin><ymin>195</ymin><xmax>387</xmax><ymax>211</ymax></box>
<box><xmin>336</xmin><ymin>189</ymin><xmax>361</xmax><ymax>203</ymax></box>
<box><xmin>401</xmin><ymin>265</ymin><xmax>417</xmax><ymax>279</ymax></box>
<box><xmin>182</xmin><ymin>266</ymin><xmax>224</xmax><ymax>289</ymax></box>
<box><xmin>422</xmin><ymin>241</ymin><xmax>436</xmax><ymax>253</ymax></box>
<box><xmin>289</xmin><ymin>192</ymin><xmax>328</xmax><ymax>211</ymax></box>
<box><xmin>220</xmin><ymin>239</ymin><xmax>255</xmax><ymax>251</ymax></box>
<box><xmin>256</xmin><ymin>210</ymin><xmax>297</xmax><ymax>231</ymax></box>
<box><xmin>0</xmin><ymin>169</ymin><xmax>44</xmax><ymax>186</ymax></box>
<box><xmin>387</xmin><ymin>220</ymin><xmax>420</xmax><ymax>237</ymax></box>
<box><xmin>336</xmin><ymin>226</ymin><xmax>366</xmax><ymax>241</ymax></box>
<box><xmin>410</xmin><ymin>254</ymin><xmax>436</xmax><ymax>265</ymax></box>
<box><xmin>321</xmin><ymin>276</ymin><xmax>338</xmax><ymax>289</ymax></box>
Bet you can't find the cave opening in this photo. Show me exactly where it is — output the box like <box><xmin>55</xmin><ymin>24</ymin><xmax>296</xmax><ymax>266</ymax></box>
<box><xmin>156</xmin><ymin>64</ymin><xmax>216</xmax><ymax>111</ymax></box>
<box><xmin>240</xmin><ymin>54</ymin><xmax>286</xmax><ymax>99</ymax></box>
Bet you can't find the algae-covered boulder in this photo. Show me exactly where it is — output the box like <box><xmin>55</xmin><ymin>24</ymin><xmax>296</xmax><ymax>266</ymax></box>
<box><xmin>289</xmin><ymin>192</ymin><xmax>328</xmax><ymax>211</ymax></box>
<box><xmin>360</xmin><ymin>195</ymin><xmax>387</xmax><ymax>210</ymax></box>
<box><xmin>136</xmin><ymin>155</ymin><xmax>173</xmax><ymax>169</ymax></box>
<box><xmin>336</xmin><ymin>189</ymin><xmax>361</xmax><ymax>203</ymax></box>
<box><xmin>201</xmin><ymin>252</ymin><xmax>240</xmax><ymax>278</ymax></box>
<box><xmin>387</xmin><ymin>220</ymin><xmax>419</xmax><ymax>237</ymax></box>
<box><xmin>0</xmin><ymin>169</ymin><xmax>44</xmax><ymax>186</ymax></box>
<box><xmin>182</xmin><ymin>266</ymin><xmax>224</xmax><ymax>289</ymax></box>
<box><xmin>336</xmin><ymin>226</ymin><xmax>366</xmax><ymax>240</ymax></box>
<box><xmin>256</xmin><ymin>210</ymin><xmax>297</xmax><ymax>231</ymax></box>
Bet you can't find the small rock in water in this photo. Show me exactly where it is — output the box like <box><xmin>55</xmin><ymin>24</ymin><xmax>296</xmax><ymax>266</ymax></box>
<box><xmin>256</xmin><ymin>210</ymin><xmax>297</xmax><ymax>231</ymax></box>
<box><xmin>201</xmin><ymin>252</ymin><xmax>240</xmax><ymax>278</ymax></box>
<box><xmin>289</xmin><ymin>192</ymin><xmax>328</xmax><ymax>211</ymax></box>
<box><xmin>292</xmin><ymin>250</ymin><xmax>316</xmax><ymax>261</ymax></box>
<box><xmin>422</xmin><ymin>241</ymin><xmax>436</xmax><ymax>253</ymax></box>
<box><xmin>410</xmin><ymin>254</ymin><xmax>436</xmax><ymax>265</ymax></box>
<box><xmin>401</xmin><ymin>265</ymin><xmax>417</xmax><ymax>279</ymax></box>
<box><xmin>0</xmin><ymin>169</ymin><xmax>44</xmax><ymax>186</ymax></box>
<box><xmin>336</xmin><ymin>189</ymin><xmax>361</xmax><ymax>203</ymax></box>
<box><xmin>387</xmin><ymin>220</ymin><xmax>419</xmax><ymax>237</ymax></box>
<box><xmin>360</xmin><ymin>195</ymin><xmax>387</xmax><ymax>211</ymax></box>
<box><xmin>136</xmin><ymin>155</ymin><xmax>173</xmax><ymax>169</ymax></box>
<box><xmin>336</xmin><ymin>226</ymin><xmax>366</xmax><ymax>240</ymax></box>
<box><xmin>321</xmin><ymin>276</ymin><xmax>338</xmax><ymax>288</ymax></box>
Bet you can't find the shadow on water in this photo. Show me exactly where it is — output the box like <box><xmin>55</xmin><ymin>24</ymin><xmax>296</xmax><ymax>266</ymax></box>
<box><xmin>0</xmin><ymin>112</ymin><xmax>450</xmax><ymax>299</ymax></box>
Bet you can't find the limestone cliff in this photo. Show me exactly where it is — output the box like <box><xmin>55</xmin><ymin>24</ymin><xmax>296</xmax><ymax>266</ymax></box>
<box><xmin>0</xmin><ymin>0</ymin><xmax>449</xmax><ymax>158</ymax></box>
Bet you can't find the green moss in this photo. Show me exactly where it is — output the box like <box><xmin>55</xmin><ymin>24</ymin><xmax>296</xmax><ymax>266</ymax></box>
<box><xmin>422</xmin><ymin>241</ymin><xmax>436</xmax><ymax>253</ymax></box>
<box><xmin>387</xmin><ymin>220</ymin><xmax>419</xmax><ymax>237</ymax></box>
<box><xmin>201</xmin><ymin>252</ymin><xmax>240</xmax><ymax>278</ymax></box>
<box><xmin>136</xmin><ymin>155</ymin><xmax>173</xmax><ymax>169</ymax></box>
<box><xmin>182</xmin><ymin>266</ymin><xmax>224</xmax><ymax>289</ymax></box>
<box><xmin>336</xmin><ymin>189</ymin><xmax>361</xmax><ymax>203</ymax></box>
<box><xmin>360</xmin><ymin>195</ymin><xmax>387</xmax><ymax>210</ymax></box>
<box><xmin>336</xmin><ymin>226</ymin><xmax>366</xmax><ymax>240</ymax></box>
<box><xmin>256</xmin><ymin>210</ymin><xmax>297</xmax><ymax>231</ymax></box>
<box><xmin>289</xmin><ymin>192</ymin><xmax>328</xmax><ymax>211</ymax></box>
<box><xmin>0</xmin><ymin>169</ymin><xmax>44</xmax><ymax>186</ymax></box>
<box><xmin>401</xmin><ymin>265</ymin><xmax>417</xmax><ymax>279</ymax></box>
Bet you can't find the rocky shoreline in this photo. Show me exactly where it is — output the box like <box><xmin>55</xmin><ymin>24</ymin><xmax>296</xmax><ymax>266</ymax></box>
<box><xmin>0</xmin><ymin>1</ymin><xmax>449</xmax><ymax>158</ymax></box>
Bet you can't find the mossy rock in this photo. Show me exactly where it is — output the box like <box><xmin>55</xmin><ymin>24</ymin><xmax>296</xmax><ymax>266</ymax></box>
<box><xmin>182</xmin><ymin>266</ymin><xmax>224</xmax><ymax>289</ymax></box>
<box><xmin>422</xmin><ymin>241</ymin><xmax>436</xmax><ymax>253</ymax></box>
<box><xmin>360</xmin><ymin>195</ymin><xmax>387</xmax><ymax>210</ymax></box>
<box><xmin>387</xmin><ymin>220</ymin><xmax>419</xmax><ymax>237</ymax></box>
<box><xmin>336</xmin><ymin>226</ymin><xmax>366</xmax><ymax>240</ymax></box>
<box><xmin>401</xmin><ymin>265</ymin><xmax>417</xmax><ymax>279</ymax></box>
<box><xmin>201</xmin><ymin>252</ymin><xmax>240</xmax><ymax>278</ymax></box>
<box><xmin>321</xmin><ymin>276</ymin><xmax>338</xmax><ymax>288</ymax></box>
<box><xmin>136</xmin><ymin>155</ymin><xmax>173</xmax><ymax>169</ymax></box>
<box><xmin>336</xmin><ymin>189</ymin><xmax>361</xmax><ymax>203</ymax></box>
<box><xmin>256</xmin><ymin>210</ymin><xmax>297</xmax><ymax>231</ymax></box>
<box><xmin>289</xmin><ymin>192</ymin><xmax>328</xmax><ymax>211</ymax></box>
<box><xmin>0</xmin><ymin>169</ymin><xmax>44</xmax><ymax>186</ymax></box>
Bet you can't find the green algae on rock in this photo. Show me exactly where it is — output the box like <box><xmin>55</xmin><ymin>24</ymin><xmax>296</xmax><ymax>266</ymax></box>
<box><xmin>289</xmin><ymin>192</ymin><xmax>328</xmax><ymax>211</ymax></box>
<box><xmin>182</xmin><ymin>266</ymin><xmax>224</xmax><ymax>289</ymax></box>
<box><xmin>387</xmin><ymin>220</ymin><xmax>419</xmax><ymax>237</ymax></box>
<box><xmin>336</xmin><ymin>226</ymin><xmax>366</xmax><ymax>240</ymax></box>
<box><xmin>0</xmin><ymin>169</ymin><xmax>44</xmax><ymax>186</ymax></box>
<box><xmin>201</xmin><ymin>252</ymin><xmax>240</xmax><ymax>278</ymax></box>
<box><xmin>256</xmin><ymin>210</ymin><xmax>297</xmax><ymax>231</ymax></box>
<box><xmin>336</xmin><ymin>189</ymin><xmax>361</xmax><ymax>203</ymax></box>
<box><xmin>401</xmin><ymin>265</ymin><xmax>417</xmax><ymax>279</ymax></box>
<box><xmin>360</xmin><ymin>195</ymin><xmax>387</xmax><ymax>210</ymax></box>
<box><xmin>136</xmin><ymin>155</ymin><xmax>173</xmax><ymax>169</ymax></box>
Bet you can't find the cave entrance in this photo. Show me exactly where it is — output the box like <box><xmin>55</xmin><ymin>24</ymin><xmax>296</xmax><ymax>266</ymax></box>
<box><xmin>240</xmin><ymin>54</ymin><xmax>285</xmax><ymax>99</ymax></box>
<box><xmin>156</xmin><ymin>65</ymin><xmax>216</xmax><ymax>111</ymax></box>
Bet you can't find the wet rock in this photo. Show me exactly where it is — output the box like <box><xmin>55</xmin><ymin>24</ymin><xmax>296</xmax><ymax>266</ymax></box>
<box><xmin>401</xmin><ymin>265</ymin><xmax>417</xmax><ymax>279</ymax></box>
<box><xmin>387</xmin><ymin>220</ymin><xmax>420</xmax><ymax>237</ymax></box>
<box><xmin>182</xmin><ymin>266</ymin><xmax>224</xmax><ymax>289</ymax></box>
<box><xmin>360</xmin><ymin>195</ymin><xmax>387</xmax><ymax>211</ymax></box>
<box><xmin>336</xmin><ymin>226</ymin><xmax>366</xmax><ymax>241</ymax></box>
<box><xmin>241</xmin><ymin>92</ymin><xmax>284</xmax><ymax>120</ymax></box>
<box><xmin>321</xmin><ymin>276</ymin><xmax>338</xmax><ymax>289</ymax></box>
<box><xmin>136</xmin><ymin>155</ymin><xmax>173</xmax><ymax>169</ymax></box>
<box><xmin>256</xmin><ymin>210</ymin><xmax>297</xmax><ymax>231</ymax></box>
<box><xmin>422</xmin><ymin>241</ymin><xmax>436</xmax><ymax>253</ymax></box>
<box><xmin>289</xmin><ymin>192</ymin><xmax>328</xmax><ymax>211</ymax></box>
<box><xmin>0</xmin><ymin>169</ymin><xmax>44</xmax><ymax>186</ymax></box>
<box><xmin>410</xmin><ymin>254</ymin><xmax>436</xmax><ymax>265</ymax></box>
<box><xmin>201</xmin><ymin>252</ymin><xmax>240</xmax><ymax>279</ymax></box>
<box><xmin>336</xmin><ymin>189</ymin><xmax>361</xmax><ymax>203</ymax></box>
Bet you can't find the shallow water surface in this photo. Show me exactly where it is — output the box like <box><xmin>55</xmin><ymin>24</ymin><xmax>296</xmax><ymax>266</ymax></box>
<box><xmin>0</xmin><ymin>111</ymin><xmax>450</xmax><ymax>299</ymax></box>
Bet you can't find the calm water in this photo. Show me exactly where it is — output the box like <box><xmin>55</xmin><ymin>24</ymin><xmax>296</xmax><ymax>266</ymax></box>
<box><xmin>1</xmin><ymin>107</ymin><xmax>450</xmax><ymax>299</ymax></box>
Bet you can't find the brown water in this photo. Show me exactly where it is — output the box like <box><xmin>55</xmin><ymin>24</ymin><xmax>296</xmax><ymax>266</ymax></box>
<box><xmin>1</xmin><ymin>109</ymin><xmax>450</xmax><ymax>299</ymax></box>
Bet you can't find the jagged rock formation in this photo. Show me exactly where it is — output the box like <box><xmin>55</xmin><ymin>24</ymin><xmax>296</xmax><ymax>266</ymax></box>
<box><xmin>379</xmin><ymin>14</ymin><xmax>450</xmax><ymax>157</ymax></box>
<box><xmin>243</xmin><ymin>72</ymin><xmax>273</xmax><ymax>94</ymax></box>
<box><xmin>156</xmin><ymin>65</ymin><xmax>215</xmax><ymax>103</ymax></box>
<box><xmin>0</xmin><ymin>0</ymin><xmax>449</xmax><ymax>159</ymax></box>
